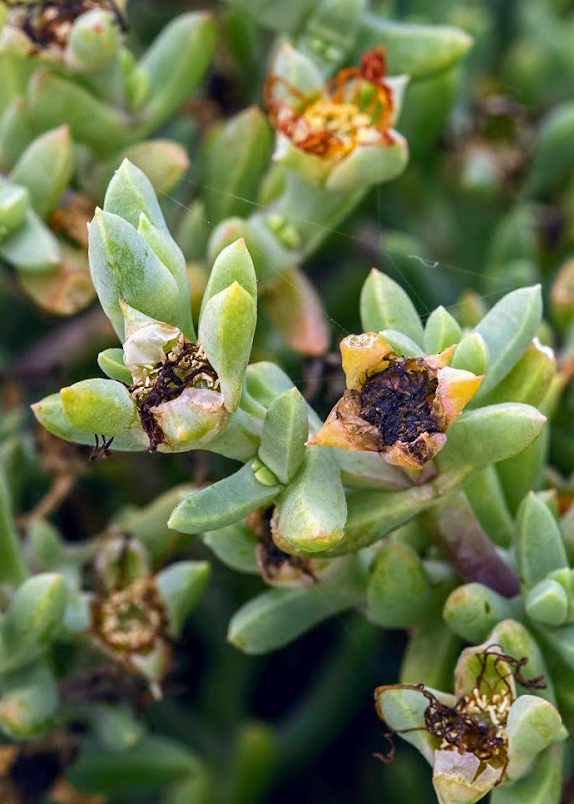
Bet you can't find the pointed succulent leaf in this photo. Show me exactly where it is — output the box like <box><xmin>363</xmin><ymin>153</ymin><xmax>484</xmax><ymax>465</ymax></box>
<box><xmin>203</xmin><ymin>106</ymin><xmax>273</xmax><ymax>224</ymax></box>
<box><xmin>450</xmin><ymin>332</ymin><xmax>489</xmax><ymax>376</ymax></box>
<box><xmin>438</xmin><ymin>404</ymin><xmax>546</xmax><ymax>469</ymax></box>
<box><xmin>9</xmin><ymin>125</ymin><xmax>72</xmax><ymax>218</ymax></box>
<box><xmin>199</xmin><ymin>238</ymin><xmax>257</xmax><ymax>321</ymax></box>
<box><xmin>258</xmin><ymin>388</ymin><xmax>308</xmax><ymax>485</ymax></box>
<box><xmin>0</xmin><ymin>180</ymin><xmax>28</xmax><ymax>236</ymax></box>
<box><xmin>367</xmin><ymin>542</ymin><xmax>434</xmax><ymax>628</ymax></box>
<box><xmin>32</xmin><ymin>393</ymin><xmax>148</xmax><ymax>451</ymax></box>
<box><xmin>66</xmin><ymin>8</ymin><xmax>120</xmax><ymax>71</ymax></box>
<box><xmin>506</xmin><ymin>696</ymin><xmax>564</xmax><ymax>781</ymax></box>
<box><xmin>97</xmin><ymin>347</ymin><xmax>132</xmax><ymax>383</ymax></box>
<box><xmin>27</xmin><ymin>71</ymin><xmax>131</xmax><ymax>155</ymax></box>
<box><xmin>471</xmin><ymin>285</ymin><xmax>542</xmax><ymax>397</ymax></box>
<box><xmin>424</xmin><ymin>306</ymin><xmax>462</xmax><ymax>354</ymax></box>
<box><xmin>465</xmin><ymin>466</ymin><xmax>514</xmax><ymax>548</ymax></box>
<box><xmin>202</xmin><ymin>523</ymin><xmax>259</xmax><ymax>574</ymax></box>
<box><xmin>91</xmin><ymin>704</ymin><xmax>145</xmax><ymax>753</ymax></box>
<box><xmin>199</xmin><ymin>282</ymin><xmax>256</xmax><ymax>412</ymax></box>
<box><xmin>357</xmin><ymin>17</ymin><xmax>473</xmax><ymax>78</ymax></box>
<box><xmin>0</xmin><ymin>209</ymin><xmax>59</xmax><ymax>272</ymax></box>
<box><xmin>139</xmin><ymin>13</ymin><xmax>216</xmax><ymax>132</ymax></box>
<box><xmin>88</xmin><ymin>208</ymin><xmax>193</xmax><ymax>340</ymax></box>
<box><xmin>516</xmin><ymin>493</ymin><xmax>568</xmax><ymax>588</ymax></box>
<box><xmin>0</xmin><ymin>573</ymin><xmax>67</xmax><ymax>674</ymax></box>
<box><xmin>480</xmin><ymin>340</ymin><xmax>556</xmax><ymax>408</ymax></box>
<box><xmin>60</xmin><ymin>378</ymin><xmax>138</xmax><ymax>436</ymax></box>
<box><xmin>104</xmin><ymin>159</ymin><xmax>168</xmax><ymax>231</ymax></box>
<box><xmin>228</xmin><ymin>561</ymin><xmax>357</xmax><ymax>654</ymax></box>
<box><xmin>156</xmin><ymin>561</ymin><xmax>210</xmax><ymax>637</ymax></box>
<box><xmin>168</xmin><ymin>463</ymin><xmax>282</xmax><ymax>535</ymax></box>
<box><xmin>275</xmin><ymin>447</ymin><xmax>347</xmax><ymax>553</ymax></box>
<box><xmin>525</xmin><ymin>101</ymin><xmax>574</xmax><ymax>194</ymax></box>
<box><xmin>360</xmin><ymin>269</ymin><xmax>424</xmax><ymax>345</ymax></box>
<box><xmin>0</xmin><ymin>660</ymin><xmax>58</xmax><ymax>739</ymax></box>
<box><xmin>88</xmin><ymin>140</ymin><xmax>189</xmax><ymax>202</ymax></box>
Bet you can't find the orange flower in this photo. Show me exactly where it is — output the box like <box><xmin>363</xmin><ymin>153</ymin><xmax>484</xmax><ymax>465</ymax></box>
<box><xmin>264</xmin><ymin>45</ymin><xmax>408</xmax><ymax>191</ymax></box>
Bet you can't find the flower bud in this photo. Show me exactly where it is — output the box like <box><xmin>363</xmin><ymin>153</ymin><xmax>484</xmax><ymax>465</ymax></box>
<box><xmin>525</xmin><ymin>579</ymin><xmax>569</xmax><ymax>627</ymax></box>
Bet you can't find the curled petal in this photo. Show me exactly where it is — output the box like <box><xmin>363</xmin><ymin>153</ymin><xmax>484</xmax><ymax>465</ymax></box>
<box><xmin>382</xmin><ymin>432</ymin><xmax>447</xmax><ymax>470</ymax></box>
<box><xmin>340</xmin><ymin>332</ymin><xmax>393</xmax><ymax>390</ymax></box>
<box><xmin>152</xmin><ymin>388</ymin><xmax>228</xmax><ymax>452</ymax></box>
<box><xmin>308</xmin><ymin>391</ymin><xmax>380</xmax><ymax>452</ymax></box>
<box><xmin>435</xmin><ymin>367</ymin><xmax>484</xmax><ymax>427</ymax></box>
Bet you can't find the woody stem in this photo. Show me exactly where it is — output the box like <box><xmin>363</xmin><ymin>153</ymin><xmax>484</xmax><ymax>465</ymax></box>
<box><xmin>426</xmin><ymin>490</ymin><xmax>520</xmax><ymax>598</ymax></box>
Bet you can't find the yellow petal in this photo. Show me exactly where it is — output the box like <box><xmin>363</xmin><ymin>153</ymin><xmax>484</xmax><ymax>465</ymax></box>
<box><xmin>435</xmin><ymin>367</ymin><xmax>484</xmax><ymax>427</ymax></box>
<box><xmin>340</xmin><ymin>332</ymin><xmax>393</xmax><ymax>390</ymax></box>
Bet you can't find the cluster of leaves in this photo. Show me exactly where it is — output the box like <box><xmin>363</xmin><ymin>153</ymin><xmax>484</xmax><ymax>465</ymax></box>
<box><xmin>4</xmin><ymin>1</ymin><xmax>574</xmax><ymax>803</ymax></box>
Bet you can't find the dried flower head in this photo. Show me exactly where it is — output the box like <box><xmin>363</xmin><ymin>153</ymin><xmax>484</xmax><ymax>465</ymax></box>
<box><xmin>4</xmin><ymin>0</ymin><xmax>126</xmax><ymax>52</ymax></box>
<box><xmin>309</xmin><ymin>333</ymin><xmax>483</xmax><ymax>469</ymax></box>
<box><xmin>247</xmin><ymin>507</ymin><xmax>321</xmax><ymax>587</ymax></box>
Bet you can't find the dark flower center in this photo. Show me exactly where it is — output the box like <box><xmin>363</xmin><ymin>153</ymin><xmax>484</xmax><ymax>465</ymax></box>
<box><xmin>360</xmin><ymin>358</ymin><xmax>440</xmax><ymax>446</ymax></box>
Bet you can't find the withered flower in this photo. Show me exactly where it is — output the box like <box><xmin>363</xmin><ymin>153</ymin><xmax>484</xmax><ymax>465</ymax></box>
<box><xmin>265</xmin><ymin>46</ymin><xmax>408</xmax><ymax>191</ymax></box>
<box><xmin>2</xmin><ymin>0</ymin><xmax>125</xmax><ymax>55</ymax></box>
<box><xmin>246</xmin><ymin>507</ymin><xmax>332</xmax><ymax>587</ymax></box>
<box><xmin>90</xmin><ymin>577</ymin><xmax>172</xmax><ymax>690</ymax></box>
<box><xmin>309</xmin><ymin>333</ymin><xmax>483</xmax><ymax>469</ymax></box>
<box><xmin>123</xmin><ymin>311</ymin><xmax>225</xmax><ymax>452</ymax></box>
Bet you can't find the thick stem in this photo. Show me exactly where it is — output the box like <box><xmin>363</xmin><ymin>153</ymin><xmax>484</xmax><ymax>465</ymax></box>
<box><xmin>429</xmin><ymin>490</ymin><xmax>520</xmax><ymax>598</ymax></box>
